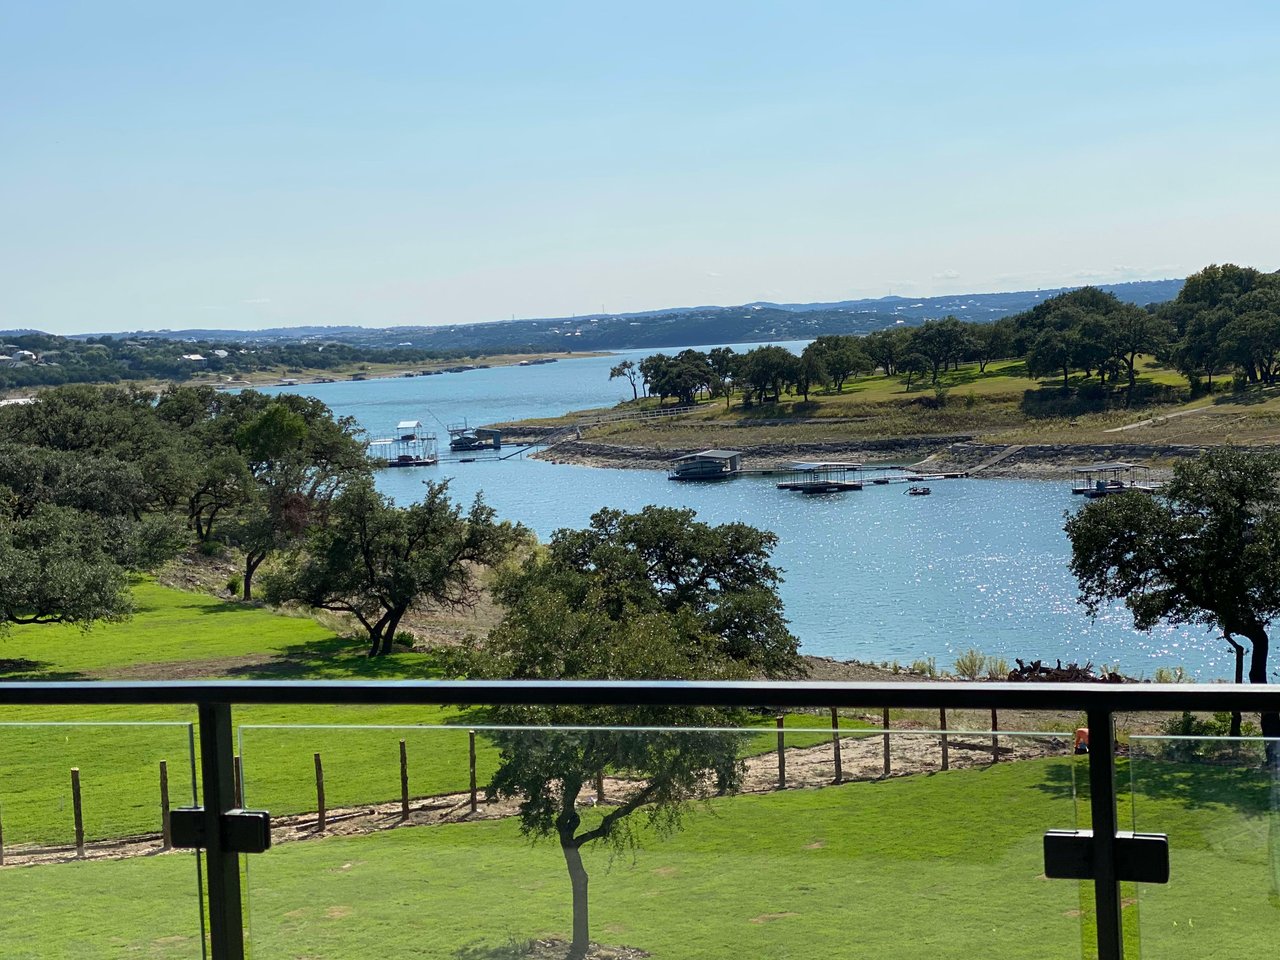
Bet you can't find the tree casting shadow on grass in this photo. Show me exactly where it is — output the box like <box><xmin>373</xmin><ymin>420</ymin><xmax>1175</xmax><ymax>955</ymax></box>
<box><xmin>1030</xmin><ymin>755</ymin><xmax>1272</xmax><ymax>815</ymax></box>
<box><xmin>0</xmin><ymin>658</ymin><xmax>89</xmax><ymax>682</ymax></box>
<box><xmin>223</xmin><ymin>637</ymin><xmax>448</xmax><ymax>681</ymax></box>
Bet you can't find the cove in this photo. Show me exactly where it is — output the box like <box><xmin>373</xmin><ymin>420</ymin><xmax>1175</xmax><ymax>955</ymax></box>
<box><xmin>262</xmin><ymin>347</ymin><xmax>1225</xmax><ymax>679</ymax></box>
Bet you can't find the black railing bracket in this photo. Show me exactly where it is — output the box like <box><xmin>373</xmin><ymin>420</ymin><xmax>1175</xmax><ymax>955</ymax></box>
<box><xmin>171</xmin><ymin>808</ymin><xmax>272</xmax><ymax>855</ymax></box>
<box><xmin>1043</xmin><ymin>829</ymin><xmax>1169</xmax><ymax>884</ymax></box>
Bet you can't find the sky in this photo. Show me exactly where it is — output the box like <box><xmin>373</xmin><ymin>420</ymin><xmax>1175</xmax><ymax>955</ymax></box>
<box><xmin>2</xmin><ymin>1</ymin><xmax>1278</xmax><ymax>336</ymax></box>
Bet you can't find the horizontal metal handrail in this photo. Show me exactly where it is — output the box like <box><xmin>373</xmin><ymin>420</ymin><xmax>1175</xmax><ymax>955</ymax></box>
<box><xmin>3</xmin><ymin>679</ymin><xmax>1280</xmax><ymax>712</ymax></box>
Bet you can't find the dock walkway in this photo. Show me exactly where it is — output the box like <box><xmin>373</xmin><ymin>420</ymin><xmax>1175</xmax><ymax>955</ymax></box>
<box><xmin>966</xmin><ymin>444</ymin><xmax>1024</xmax><ymax>475</ymax></box>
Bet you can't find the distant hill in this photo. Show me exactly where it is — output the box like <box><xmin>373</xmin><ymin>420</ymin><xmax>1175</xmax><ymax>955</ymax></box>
<box><xmin>71</xmin><ymin>278</ymin><xmax>1184</xmax><ymax>354</ymax></box>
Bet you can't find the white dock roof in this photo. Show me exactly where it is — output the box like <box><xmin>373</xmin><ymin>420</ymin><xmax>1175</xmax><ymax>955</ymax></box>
<box><xmin>396</xmin><ymin>419</ymin><xmax>423</xmax><ymax>430</ymax></box>
<box><xmin>673</xmin><ymin>449</ymin><xmax>742</xmax><ymax>461</ymax></box>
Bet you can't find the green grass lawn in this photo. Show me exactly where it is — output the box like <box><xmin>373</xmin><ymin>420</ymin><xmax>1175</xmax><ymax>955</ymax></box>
<box><xmin>4</xmin><ymin>754</ymin><xmax>1277</xmax><ymax>960</ymax></box>
<box><xmin>0</xmin><ymin>584</ymin><xmax>862</xmax><ymax>845</ymax></box>
<box><xmin>0</xmin><ymin>716</ymin><xmax>867</xmax><ymax>847</ymax></box>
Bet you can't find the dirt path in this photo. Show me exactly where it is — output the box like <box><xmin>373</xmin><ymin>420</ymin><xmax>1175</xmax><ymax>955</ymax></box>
<box><xmin>0</xmin><ymin>726</ymin><xmax>1067</xmax><ymax>869</ymax></box>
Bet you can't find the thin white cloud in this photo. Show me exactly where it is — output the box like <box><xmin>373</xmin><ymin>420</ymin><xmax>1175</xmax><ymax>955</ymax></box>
<box><xmin>242</xmin><ymin>297</ymin><xmax>272</xmax><ymax>304</ymax></box>
<box><xmin>932</xmin><ymin>269</ymin><xmax>960</xmax><ymax>280</ymax></box>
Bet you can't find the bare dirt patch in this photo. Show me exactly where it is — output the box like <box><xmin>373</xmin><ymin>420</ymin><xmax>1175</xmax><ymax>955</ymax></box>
<box><xmin>0</xmin><ymin>728</ymin><xmax>1066</xmax><ymax>870</ymax></box>
<box><xmin>455</xmin><ymin>939</ymin><xmax>650</xmax><ymax>960</ymax></box>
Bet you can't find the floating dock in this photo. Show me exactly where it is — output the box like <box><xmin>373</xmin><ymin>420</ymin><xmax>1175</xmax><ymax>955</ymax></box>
<box><xmin>369</xmin><ymin>420</ymin><xmax>438</xmax><ymax>468</ymax></box>
<box><xmin>776</xmin><ymin>462</ymin><xmax>864</xmax><ymax>494</ymax></box>
<box><xmin>1071</xmin><ymin>462</ymin><xmax>1159</xmax><ymax>498</ymax></box>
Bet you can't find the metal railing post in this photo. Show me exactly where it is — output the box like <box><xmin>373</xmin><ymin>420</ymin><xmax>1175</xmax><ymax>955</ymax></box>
<box><xmin>198</xmin><ymin>702</ymin><xmax>246</xmax><ymax>960</ymax></box>
<box><xmin>1087</xmin><ymin>709</ymin><xmax>1123</xmax><ymax>960</ymax></box>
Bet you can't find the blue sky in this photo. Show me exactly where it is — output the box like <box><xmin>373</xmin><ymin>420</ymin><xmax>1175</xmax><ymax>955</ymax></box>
<box><xmin>2</xmin><ymin>1</ymin><xmax>1278</xmax><ymax>335</ymax></box>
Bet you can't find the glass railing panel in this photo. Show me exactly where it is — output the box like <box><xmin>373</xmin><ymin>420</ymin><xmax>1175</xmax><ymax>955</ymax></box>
<box><xmin>0</xmin><ymin>721</ymin><xmax>203</xmax><ymax>959</ymax></box>
<box><xmin>1130</xmin><ymin>733</ymin><xmax>1280</xmax><ymax>959</ymax></box>
<box><xmin>240</xmin><ymin>718</ymin><xmax>1086</xmax><ymax>959</ymax></box>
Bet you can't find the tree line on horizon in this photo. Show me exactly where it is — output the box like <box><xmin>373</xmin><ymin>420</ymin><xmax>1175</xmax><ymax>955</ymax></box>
<box><xmin>0</xmin><ymin>331</ymin><xmax>487</xmax><ymax>392</ymax></box>
<box><xmin>611</xmin><ymin>263</ymin><xmax>1280</xmax><ymax>406</ymax></box>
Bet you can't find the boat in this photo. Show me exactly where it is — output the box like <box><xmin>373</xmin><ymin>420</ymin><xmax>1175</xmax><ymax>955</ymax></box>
<box><xmin>906</xmin><ymin>486</ymin><xmax>931</xmax><ymax>496</ymax></box>
<box><xmin>668</xmin><ymin>450</ymin><xmax>743</xmax><ymax>481</ymax></box>
<box><xmin>448</xmin><ymin>421</ymin><xmax>502</xmax><ymax>452</ymax></box>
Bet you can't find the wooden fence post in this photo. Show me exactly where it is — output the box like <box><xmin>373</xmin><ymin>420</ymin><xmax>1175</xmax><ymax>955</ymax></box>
<box><xmin>882</xmin><ymin>708</ymin><xmax>891</xmax><ymax>777</ymax></box>
<box><xmin>400</xmin><ymin>739</ymin><xmax>410</xmax><ymax>817</ymax></box>
<box><xmin>939</xmin><ymin>707</ymin><xmax>950</xmax><ymax>771</ymax></box>
<box><xmin>314</xmin><ymin>753</ymin><xmax>326</xmax><ymax>832</ymax></box>
<box><xmin>233</xmin><ymin>754</ymin><xmax>244</xmax><ymax>807</ymax></box>
<box><xmin>830</xmin><ymin>707</ymin><xmax>843</xmax><ymax>784</ymax></box>
<box><xmin>71</xmin><ymin>767</ymin><xmax>85</xmax><ymax>857</ymax></box>
<box><xmin>775</xmin><ymin>715</ymin><xmax>786</xmax><ymax>789</ymax></box>
<box><xmin>468</xmin><ymin>730</ymin><xmax>478</xmax><ymax>814</ymax></box>
<box><xmin>159</xmin><ymin>760</ymin><xmax>172</xmax><ymax>850</ymax></box>
<box><xmin>991</xmin><ymin>708</ymin><xmax>1000</xmax><ymax>763</ymax></box>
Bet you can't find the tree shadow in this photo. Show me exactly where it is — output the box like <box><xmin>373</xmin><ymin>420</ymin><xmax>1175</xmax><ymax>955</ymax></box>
<box><xmin>0</xmin><ymin>657</ymin><xmax>90</xmax><ymax>682</ymax></box>
<box><xmin>1212</xmin><ymin>387</ymin><xmax>1273</xmax><ymax>406</ymax></box>
<box><xmin>193</xmin><ymin>602</ymin><xmax>253</xmax><ymax>615</ymax></box>
<box><xmin>1121</xmin><ymin>753</ymin><xmax>1273</xmax><ymax>814</ymax></box>
<box><xmin>1029</xmin><ymin>753</ymin><xmax>1273</xmax><ymax>816</ymax></box>
<box><xmin>224</xmin><ymin>637</ymin><xmax>450</xmax><ymax>681</ymax></box>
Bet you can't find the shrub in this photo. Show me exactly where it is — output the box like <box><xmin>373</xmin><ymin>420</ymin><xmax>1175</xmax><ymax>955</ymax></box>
<box><xmin>1152</xmin><ymin>665</ymin><xmax>1188</xmax><ymax>684</ymax></box>
<box><xmin>1155</xmin><ymin>711</ymin><xmax>1263</xmax><ymax>762</ymax></box>
<box><xmin>985</xmin><ymin>657</ymin><xmax>1010</xmax><ymax>681</ymax></box>
<box><xmin>910</xmin><ymin>656</ymin><xmax>939</xmax><ymax>678</ymax></box>
<box><xmin>953</xmin><ymin>648</ymin><xmax>987</xmax><ymax>680</ymax></box>
<box><xmin>225</xmin><ymin>575</ymin><xmax>242</xmax><ymax>596</ymax></box>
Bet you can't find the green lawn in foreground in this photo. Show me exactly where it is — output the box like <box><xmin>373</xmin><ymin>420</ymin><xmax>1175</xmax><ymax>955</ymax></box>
<box><xmin>5</xmin><ymin>754</ymin><xmax>1276</xmax><ymax>960</ymax></box>
<box><xmin>0</xmin><ymin>584</ymin><xmax>858</xmax><ymax>845</ymax></box>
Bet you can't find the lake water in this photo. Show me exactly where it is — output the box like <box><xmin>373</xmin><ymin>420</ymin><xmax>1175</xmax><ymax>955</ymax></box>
<box><xmin>262</xmin><ymin>346</ymin><xmax>1227</xmax><ymax>679</ymax></box>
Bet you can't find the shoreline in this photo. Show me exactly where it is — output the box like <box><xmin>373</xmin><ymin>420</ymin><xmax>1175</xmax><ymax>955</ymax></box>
<box><xmin>528</xmin><ymin>435</ymin><xmax>1209</xmax><ymax>482</ymax></box>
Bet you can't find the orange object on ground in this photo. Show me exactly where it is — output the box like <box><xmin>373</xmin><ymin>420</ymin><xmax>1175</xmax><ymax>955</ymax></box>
<box><xmin>1073</xmin><ymin>727</ymin><xmax>1090</xmax><ymax>754</ymax></box>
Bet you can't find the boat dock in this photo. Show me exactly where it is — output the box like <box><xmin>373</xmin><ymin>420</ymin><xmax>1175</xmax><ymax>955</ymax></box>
<box><xmin>368</xmin><ymin>419</ymin><xmax>439</xmax><ymax>468</ymax></box>
<box><xmin>776</xmin><ymin>462</ymin><xmax>864</xmax><ymax>494</ymax></box>
<box><xmin>665</xmin><ymin>451</ymin><xmax>967</xmax><ymax>493</ymax></box>
<box><xmin>668</xmin><ymin>449</ymin><xmax>743</xmax><ymax>482</ymax></box>
<box><xmin>1071</xmin><ymin>462</ymin><xmax>1160</xmax><ymax>498</ymax></box>
<box><xmin>448</xmin><ymin>421</ymin><xmax>502</xmax><ymax>452</ymax></box>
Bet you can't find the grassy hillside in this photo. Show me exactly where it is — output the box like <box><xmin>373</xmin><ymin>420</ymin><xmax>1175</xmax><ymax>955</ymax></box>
<box><xmin>526</xmin><ymin>356</ymin><xmax>1280</xmax><ymax>451</ymax></box>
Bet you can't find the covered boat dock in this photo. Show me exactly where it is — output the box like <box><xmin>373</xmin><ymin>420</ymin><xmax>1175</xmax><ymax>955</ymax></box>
<box><xmin>1071</xmin><ymin>461</ymin><xmax>1159</xmax><ymax>498</ymax></box>
<box><xmin>668</xmin><ymin>449</ymin><xmax>743</xmax><ymax>481</ymax></box>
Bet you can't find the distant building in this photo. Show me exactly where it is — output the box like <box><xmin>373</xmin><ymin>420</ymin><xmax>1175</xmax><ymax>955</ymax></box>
<box><xmin>212</xmin><ymin>349</ymin><xmax>229</xmax><ymax>358</ymax></box>
<box><xmin>181</xmin><ymin>353</ymin><xmax>207</xmax><ymax>363</ymax></box>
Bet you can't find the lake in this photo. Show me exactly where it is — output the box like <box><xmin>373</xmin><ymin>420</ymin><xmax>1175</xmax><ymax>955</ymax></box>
<box><xmin>262</xmin><ymin>345</ymin><xmax>1226</xmax><ymax>679</ymax></box>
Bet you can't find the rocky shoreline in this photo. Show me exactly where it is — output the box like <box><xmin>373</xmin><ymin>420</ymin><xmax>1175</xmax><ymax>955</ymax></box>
<box><xmin>530</xmin><ymin>435</ymin><xmax>1210</xmax><ymax>481</ymax></box>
